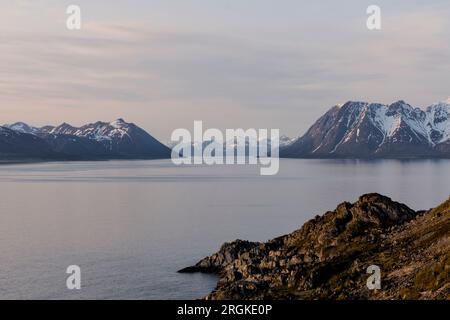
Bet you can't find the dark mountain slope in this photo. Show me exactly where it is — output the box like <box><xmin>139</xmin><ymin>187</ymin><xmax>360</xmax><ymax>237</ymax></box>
<box><xmin>0</xmin><ymin>126</ymin><xmax>56</xmax><ymax>159</ymax></box>
<box><xmin>281</xmin><ymin>100</ymin><xmax>450</xmax><ymax>158</ymax></box>
<box><xmin>1</xmin><ymin>119</ymin><xmax>170</xmax><ymax>160</ymax></box>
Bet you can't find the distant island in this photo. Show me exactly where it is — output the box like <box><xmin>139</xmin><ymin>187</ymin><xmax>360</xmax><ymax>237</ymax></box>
<box><xmin>281</xmin><ymin>100</ymin><xmax>450</xmax><ymax>158</ymax></box>
<box><xmin>180</xmin><ymin>193</ymin><xmax>450</xmax><ymax>300</ymax></box>
<box><xmin>0</xmin><ymin>119</ymin><xmax>170</xmax><ymax>161</ymax></box>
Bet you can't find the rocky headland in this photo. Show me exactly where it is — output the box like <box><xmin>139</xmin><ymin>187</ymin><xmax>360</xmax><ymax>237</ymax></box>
<box><xmin>180</xmin><ymin>194</ymin><xmax>450</xmax><ymax>299</ymax></box>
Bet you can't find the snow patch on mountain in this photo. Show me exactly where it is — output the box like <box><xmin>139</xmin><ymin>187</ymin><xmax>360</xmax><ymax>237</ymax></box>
<box><xmin>3</xmin><ymin>119</ymin><xmax>140</xmax><ymax>145</ymax></box>
<box><xmin>4</xmin><ymin>122</ymin><xmax>40</xmax><ymax>135</ymax></box>
<box><xmin>335</xmin><ymin>100</ymin><xmax>450</xmax><ymax>148</ymax></box>
<box><xmin>41</xmin><ymin>119</ymin><xmax>133</xmax><ymax>142</ymax></box>
<box><xmin>425</xmin><ymin>102</ymin><xmax>450</xmax><ymax>144</ymax></box>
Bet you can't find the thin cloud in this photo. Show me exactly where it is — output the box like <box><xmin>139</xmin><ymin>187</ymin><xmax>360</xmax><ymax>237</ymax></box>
<box><xmin>0</xmin><ymin>1</ymin><xmax>449</xmax><ymax>139</ymax></box>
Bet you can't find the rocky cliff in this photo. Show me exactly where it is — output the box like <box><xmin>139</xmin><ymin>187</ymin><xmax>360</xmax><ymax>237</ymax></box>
<box><xmin>180</xmin><ymin>194</ymin><xmax>450</xmax><ymax>299</ymax></box>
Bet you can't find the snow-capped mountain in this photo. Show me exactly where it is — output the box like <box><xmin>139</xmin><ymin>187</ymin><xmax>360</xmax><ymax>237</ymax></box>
<box><xmin>4</xmin><ymin>122</ymin><xmax>41</xmax><ymax>135</ymax></box>
<box><xmin>1</xmin><ymin>119</ymin><xmax>170</xmax><ymax>160</ymax></box>
<box><xmin>168</xmin><ymin>133</ymin><xmax>291</xmax><ymax>158</ymax></box>
<box><xmin>40</xmin><ymin>119</ymin><xmax>133</xmax><ymax>140</ymax></box>
<box><xmin>281</xmin><ymin>100</ymin><xmax>450</xmax><ymax>158</ymax></box>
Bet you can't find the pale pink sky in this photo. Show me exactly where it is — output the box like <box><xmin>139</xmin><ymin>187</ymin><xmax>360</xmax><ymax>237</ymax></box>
<box><xmin>1</xmin><ymin>0</ymin><xmax>450</xmax><ymax>142</ymax></box>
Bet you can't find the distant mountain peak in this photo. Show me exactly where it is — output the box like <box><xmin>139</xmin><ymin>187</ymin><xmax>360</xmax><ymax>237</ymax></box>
<box><xmin>430</xmin><ymin>99</ymin><xmax>450</xmax><ymax>108</ymax></box>
<box><xmin>113</xmin><ymin>118</ymin><xmax>126</xmax><ymax>123</ymax></box>
<box><xmin>109</xmin><ymin>118</ymin><xmax>131</xmax><ymax>129</ymax></box>
<box><xmin>4</xmin><ymin>122</ymin><xmax>38</xmax><ymax>134</ymax></box>
<box><xmin>391</xmin><ymin>99</ymin><xmax>408</xmax><ymax>105</ymax></box>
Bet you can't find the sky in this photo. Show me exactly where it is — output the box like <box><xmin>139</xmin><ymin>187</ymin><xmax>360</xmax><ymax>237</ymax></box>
<box><xmin>1</xmin><ymin>0</ymin><xmax>450</xmax><ymax>142</ymax></box>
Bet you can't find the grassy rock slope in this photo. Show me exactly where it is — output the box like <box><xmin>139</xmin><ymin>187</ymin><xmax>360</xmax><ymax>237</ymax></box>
<box><xmin>180</xmin><ymin>194</ymin><xmax>450</xmax><ymax>300</ymax></box>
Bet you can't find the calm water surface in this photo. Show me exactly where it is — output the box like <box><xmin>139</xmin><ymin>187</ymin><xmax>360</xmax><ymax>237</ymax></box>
<box><xmin>0</xmin><ymin>159</ymin><xmax>449</xmax><ymax>299</ymax></box>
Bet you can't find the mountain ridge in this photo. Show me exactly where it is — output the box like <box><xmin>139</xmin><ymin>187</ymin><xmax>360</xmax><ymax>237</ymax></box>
<box><xmin>1</xmin><ymin>119</ymin><xmax>170</xmax><ymax>160</ymax></box>
<box><xmin>281</xmin><ymin>100</ymin><xmax>450</xmax><ymax>158</ymax></box>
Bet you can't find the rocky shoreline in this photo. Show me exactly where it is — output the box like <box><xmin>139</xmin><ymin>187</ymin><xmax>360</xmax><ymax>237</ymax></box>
<box><xmin>180</xmin><ymin>193</ymin><xmax>450</xmax><ymax>299</ymax></box>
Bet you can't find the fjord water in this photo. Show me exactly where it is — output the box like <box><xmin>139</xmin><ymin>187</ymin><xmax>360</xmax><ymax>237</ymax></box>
<box><xmin>0</xmin><ymin>159</ymin><xmax>449</xmax><ymax>299</ymax></box>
